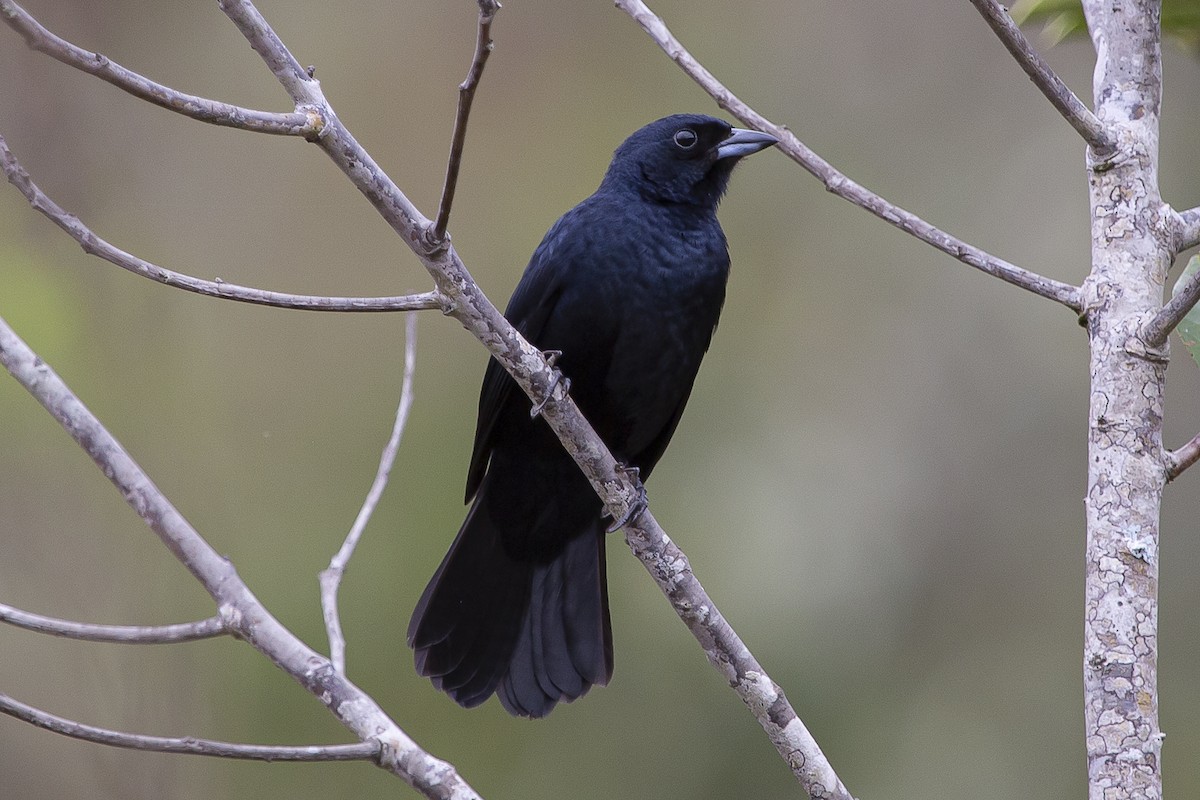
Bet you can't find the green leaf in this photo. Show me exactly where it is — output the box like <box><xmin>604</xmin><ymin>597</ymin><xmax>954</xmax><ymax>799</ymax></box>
<box><xmin>1171</xmin><ymin>255</ymin><xmax>1200</xmax><ymax>369</ymax></box>
<box><xmin>1011</xmin><ymin>0</ymin><xmax>1200</xmax><ymax>52</ymax></box>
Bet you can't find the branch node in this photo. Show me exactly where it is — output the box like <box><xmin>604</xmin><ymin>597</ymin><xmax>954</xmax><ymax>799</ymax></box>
<box><xmin>297</xmin><ymin>104</ymin><xmax>329</xmax><ymax>141</ymax></box>
<box><xmin>1088</xmin><ymin>144</ymin><xmax>1123</xmax><ymax>173</ymax></box>
<box><xmin>1122</xmin><ymin>334</ymin><xmax>1169</xmax><ymax>365</ymax></box>
<box><xmin>416</xmin><ymin>224</ymin><xmax>450</xmax><ymax>258</ymax></box>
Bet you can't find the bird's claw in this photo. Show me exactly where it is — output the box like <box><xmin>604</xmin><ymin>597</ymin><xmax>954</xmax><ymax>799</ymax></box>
<box><xmin>530</xmin><ymin>362</ymin><xmax>570</xmax><ymax>419</ymax></box>
<box><xmin>605</xmin><ymin>464</ymin><xmax>648</xmax><ymax>532</ymax></box>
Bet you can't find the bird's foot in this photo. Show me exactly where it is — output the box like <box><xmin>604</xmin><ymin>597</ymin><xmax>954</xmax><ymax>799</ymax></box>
<box><xmin>530</xmin><ymin>352</ymin><xmax>570</xmax><ymax>419</ymax></box>
<box><xmin>606</xmin><ymin>464</ymin><xmax>648</xmax><ymax>532</ymax></box>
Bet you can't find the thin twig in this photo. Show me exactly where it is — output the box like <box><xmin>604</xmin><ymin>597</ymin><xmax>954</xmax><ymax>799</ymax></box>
<box><xmin>432</xmin><ymin>0</ymin><xmax>500</xmax><ymax>241</ymax></box>
<box><xmin>0</xmin><ymin>314</ymin><xmax>482</xmax><ymax>800</ymax></box>
<box><xmin>968</xmin><ymin>0</ymin><xmax>1116</xmax><ymax>157</ymax></box>
<box><xmin>0</xmin><ymin>603</ymin><xmax>225</xmax><ymax>644</ymax></box>
<box><xmin>613</xmin><ymin>0</ymin><xmax>1083</xmax><ymax>314</ymax></box>
<box><xmin>1179</xmin><ymin>207</ymin><xmax>1200</xmax><ymax>252</ymax></box>
<box><xmin>0</xmin><ymin>0</ymin><xmax>320</xmax><ymax>138</ymax></box>
<box><xmin>0</xmin><ymin>693</ymin><xmax>379</xmax><ymax>761</ymax></box>
<box><xmin>1165</xmin><ymin>433</ymin><xmax>1200</xmax><ymax>481</ymax></box>
<box><xmin>0</xmin><ymin>135</ymin><xmax>444</xmax><ymax>313</ymax></box>
<box><xmin>321</xmin><ymin>312</ymin><xmax>419</xmax><ymax>675</ymax></box>
<box><xmin>215</xmin><ymin>2</ymin><xmax>852</xmax><ymax>794</ymax></box>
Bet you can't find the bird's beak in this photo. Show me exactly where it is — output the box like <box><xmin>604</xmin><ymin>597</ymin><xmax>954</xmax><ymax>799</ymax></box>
<box><xmin>715</xmin><ymin>127</ymin><xmax>779</xmax><ymax>160</ymax></box>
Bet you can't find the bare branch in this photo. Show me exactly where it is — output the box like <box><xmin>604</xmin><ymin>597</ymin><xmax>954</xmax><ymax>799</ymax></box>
<box><xmin>0</xmin><ymin>1</ymin><xmax>319</xmax><ymax>138</ymax></box>
<box><xmin>0</xmin><ymin>693</ymin><xmax>379</xmax><ymax>761</ymax></box>
<box><xmin>0</xmin><ymin>314</ymin><xmax>482</xmax><ymax>800</ymax></box>
<box><xmin>213</xmin><ymin>2</ymin><xmax>853</xmax><ymax>794</ymax></box>
<box><xmin>432</xmin><ymin>0</ymin><xmax>501</xmax><ymax>241</ymax></box>
<box><xmin>968</xmin><ymin>0</ymin><xmax>1116</xmax><ymax>157</ymax></box>
<box><xmin>1180</xmin><ymin>206</ymin><xmax>1200</xmax><ymax>252</ymax></box>
<box><xmin>613</xmin><ymin>0</ymin><xmax>1083</xmax><ymax>313</ymax></box>
<box><xmin>0</xmin><ymin>603</ymin><xmax>225</xmax><ymax>644</ymax></box>
<box><xmin>1165</xmin><ymin>433</ymin><xmax>1200</xmax><ymax>481</ymax></box>
<box><xmin>322</xmin><ymin>312</ymin><xmax>419</xmax><ymax>675</ymax></box>
<box><xmin>0</xmin><ymin>135</ymin><xmax>444</xmax><ymax>314</ymax></box>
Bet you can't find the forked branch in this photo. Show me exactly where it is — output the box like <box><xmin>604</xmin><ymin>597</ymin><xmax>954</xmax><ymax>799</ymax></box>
<box><xmin>214</xmin><ymin>2</ymin><xmax>851</xmax><ymax>795</ymax></box>
<box><xmin>613</xmin><ymin>0</ymin><xmax>1083</xmax><ymax>313</ymax></box>
<box><xmin>5</xmin><ymin>1</ymin><xmax>851</xmax><ymax>795</ymax></box>
<box><xmin>0</xmin><ymin>314</ymin><xmax>482</xmax><ymax>800</ymax></box>
<box><xmin>322</xmin><ymin>312</ymin><xmax>419</xmax><ymax>675</ymax></box>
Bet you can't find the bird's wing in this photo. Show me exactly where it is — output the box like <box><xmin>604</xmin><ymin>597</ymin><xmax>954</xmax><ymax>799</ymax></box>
<box><xmin>464</xmin><ymin>235</ymin><xmax>569</xmax><ymax>503</ymax></box>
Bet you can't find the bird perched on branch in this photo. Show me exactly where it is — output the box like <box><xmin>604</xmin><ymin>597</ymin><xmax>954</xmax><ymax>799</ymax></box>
<box><xmin>408</xmin><ymin>114</ymin><xmax>777</xmax><ymax>717</ymax></box>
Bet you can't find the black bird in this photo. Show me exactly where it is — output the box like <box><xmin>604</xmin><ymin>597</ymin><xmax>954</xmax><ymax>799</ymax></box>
<box><xmin>408</xmin><ymin>114</ymin><xmax>777</xmax><ymax>717</ymax></box>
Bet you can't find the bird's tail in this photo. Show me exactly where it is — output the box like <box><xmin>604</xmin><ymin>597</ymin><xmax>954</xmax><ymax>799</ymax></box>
<box><xmin>407</xmin><ymin>482</ymin><xmax>613</xmax><ymax>718</ymax></box>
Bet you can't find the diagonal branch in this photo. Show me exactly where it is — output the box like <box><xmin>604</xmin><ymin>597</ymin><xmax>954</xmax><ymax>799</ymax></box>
<box><xmin>321</xmin><ymin>311</ymin><xmax>419</xmax><ymax>675</ymax></box>
<box><xmin>0</xmin><ymin>0</ymin><xmax>319</xmax><ymax>138</ymax></box>
<box><xmin>216</xmin><ymin>2</ymin><xmax>853</xmax><ymax>796</ymax></box>
<box><xmin>0</xmin><ymin>693</ymin><xmax>380</xmax><ymax>761</ymax></box>
<box><xmin>0</xmin><ymin>603</ymin><xmax>225</xmax><ymax>644</ymax></box>
<box><xmin>0</xmin><ymin>314</ymin><xmax>482</xmax><ymax>800</ymax></box>
<box><xmin>0</xmin><ymin>135</ymin><xmax>444</xmax><ymax>313</ymax></box>
<box><xmin>968</xmin><ymin>0</ymin><xmax>1116</xmax><ymax>157</ymax></box>
<box><xmin>432</xmin><ymin>0</ymin><xmax>501</xmax><ymax>241</ymax></box>
<box><xmin>613</xmin><ymin>0</ymin><xmax>1083</xmax><ymax>313</ymax></box>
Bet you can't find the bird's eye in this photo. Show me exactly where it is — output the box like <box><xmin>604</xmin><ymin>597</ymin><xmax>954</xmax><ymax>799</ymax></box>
<box><xmin>673</xmin><ymin>129</ymin><xmax>698</xmax><ymax>149</ymax></box>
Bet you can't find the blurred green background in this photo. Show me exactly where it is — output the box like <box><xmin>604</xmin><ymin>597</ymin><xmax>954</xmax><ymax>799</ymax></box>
<box><xmin>2</xmin><ymin>1</ymin><xmax>1200</xmax><ymax>798</ymax></box>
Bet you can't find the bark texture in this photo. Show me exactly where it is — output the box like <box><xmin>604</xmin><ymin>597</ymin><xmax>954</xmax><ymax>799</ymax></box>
<box><xmin>1081</xmin><ymin>2</ymin><xmax>1169</xmax><ymax>798</ymax></box>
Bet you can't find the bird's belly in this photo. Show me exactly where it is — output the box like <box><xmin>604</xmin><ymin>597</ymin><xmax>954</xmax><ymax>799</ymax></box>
<box><xmin>595</xmin><ymin>297</ymin><xmax>717</xmax><ymax>458</ymax></box>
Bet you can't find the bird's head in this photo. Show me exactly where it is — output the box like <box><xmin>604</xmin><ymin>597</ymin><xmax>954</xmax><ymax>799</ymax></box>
<box><xmin>601</xmin><ymin>114</ymin><xmax>778</xmax><ymax>207</ymax></box>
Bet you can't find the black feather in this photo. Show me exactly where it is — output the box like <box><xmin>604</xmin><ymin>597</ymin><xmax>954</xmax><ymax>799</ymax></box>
<box><xmin>408</xmin><ymin>114</ymin><xmax>776</xmax><ymax>717</ymax></box>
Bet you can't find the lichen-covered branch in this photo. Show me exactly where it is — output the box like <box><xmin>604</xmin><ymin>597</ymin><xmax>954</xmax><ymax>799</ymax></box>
<box><xmin>612</xmin><ymin>0</ymin><xmax>1083</xmax><ymax>313</ymax></box>
<box><xmin>1079</xmin><ymin>2</ymin><xmax>1168</xmax><ymax>798</ymax></box>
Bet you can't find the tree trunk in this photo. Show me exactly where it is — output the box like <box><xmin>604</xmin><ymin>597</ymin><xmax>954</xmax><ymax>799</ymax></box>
<box><xmin>1081</xmin><ymin>2</ymin><xmax>1169</xmax><ymax>797</ymax></box>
